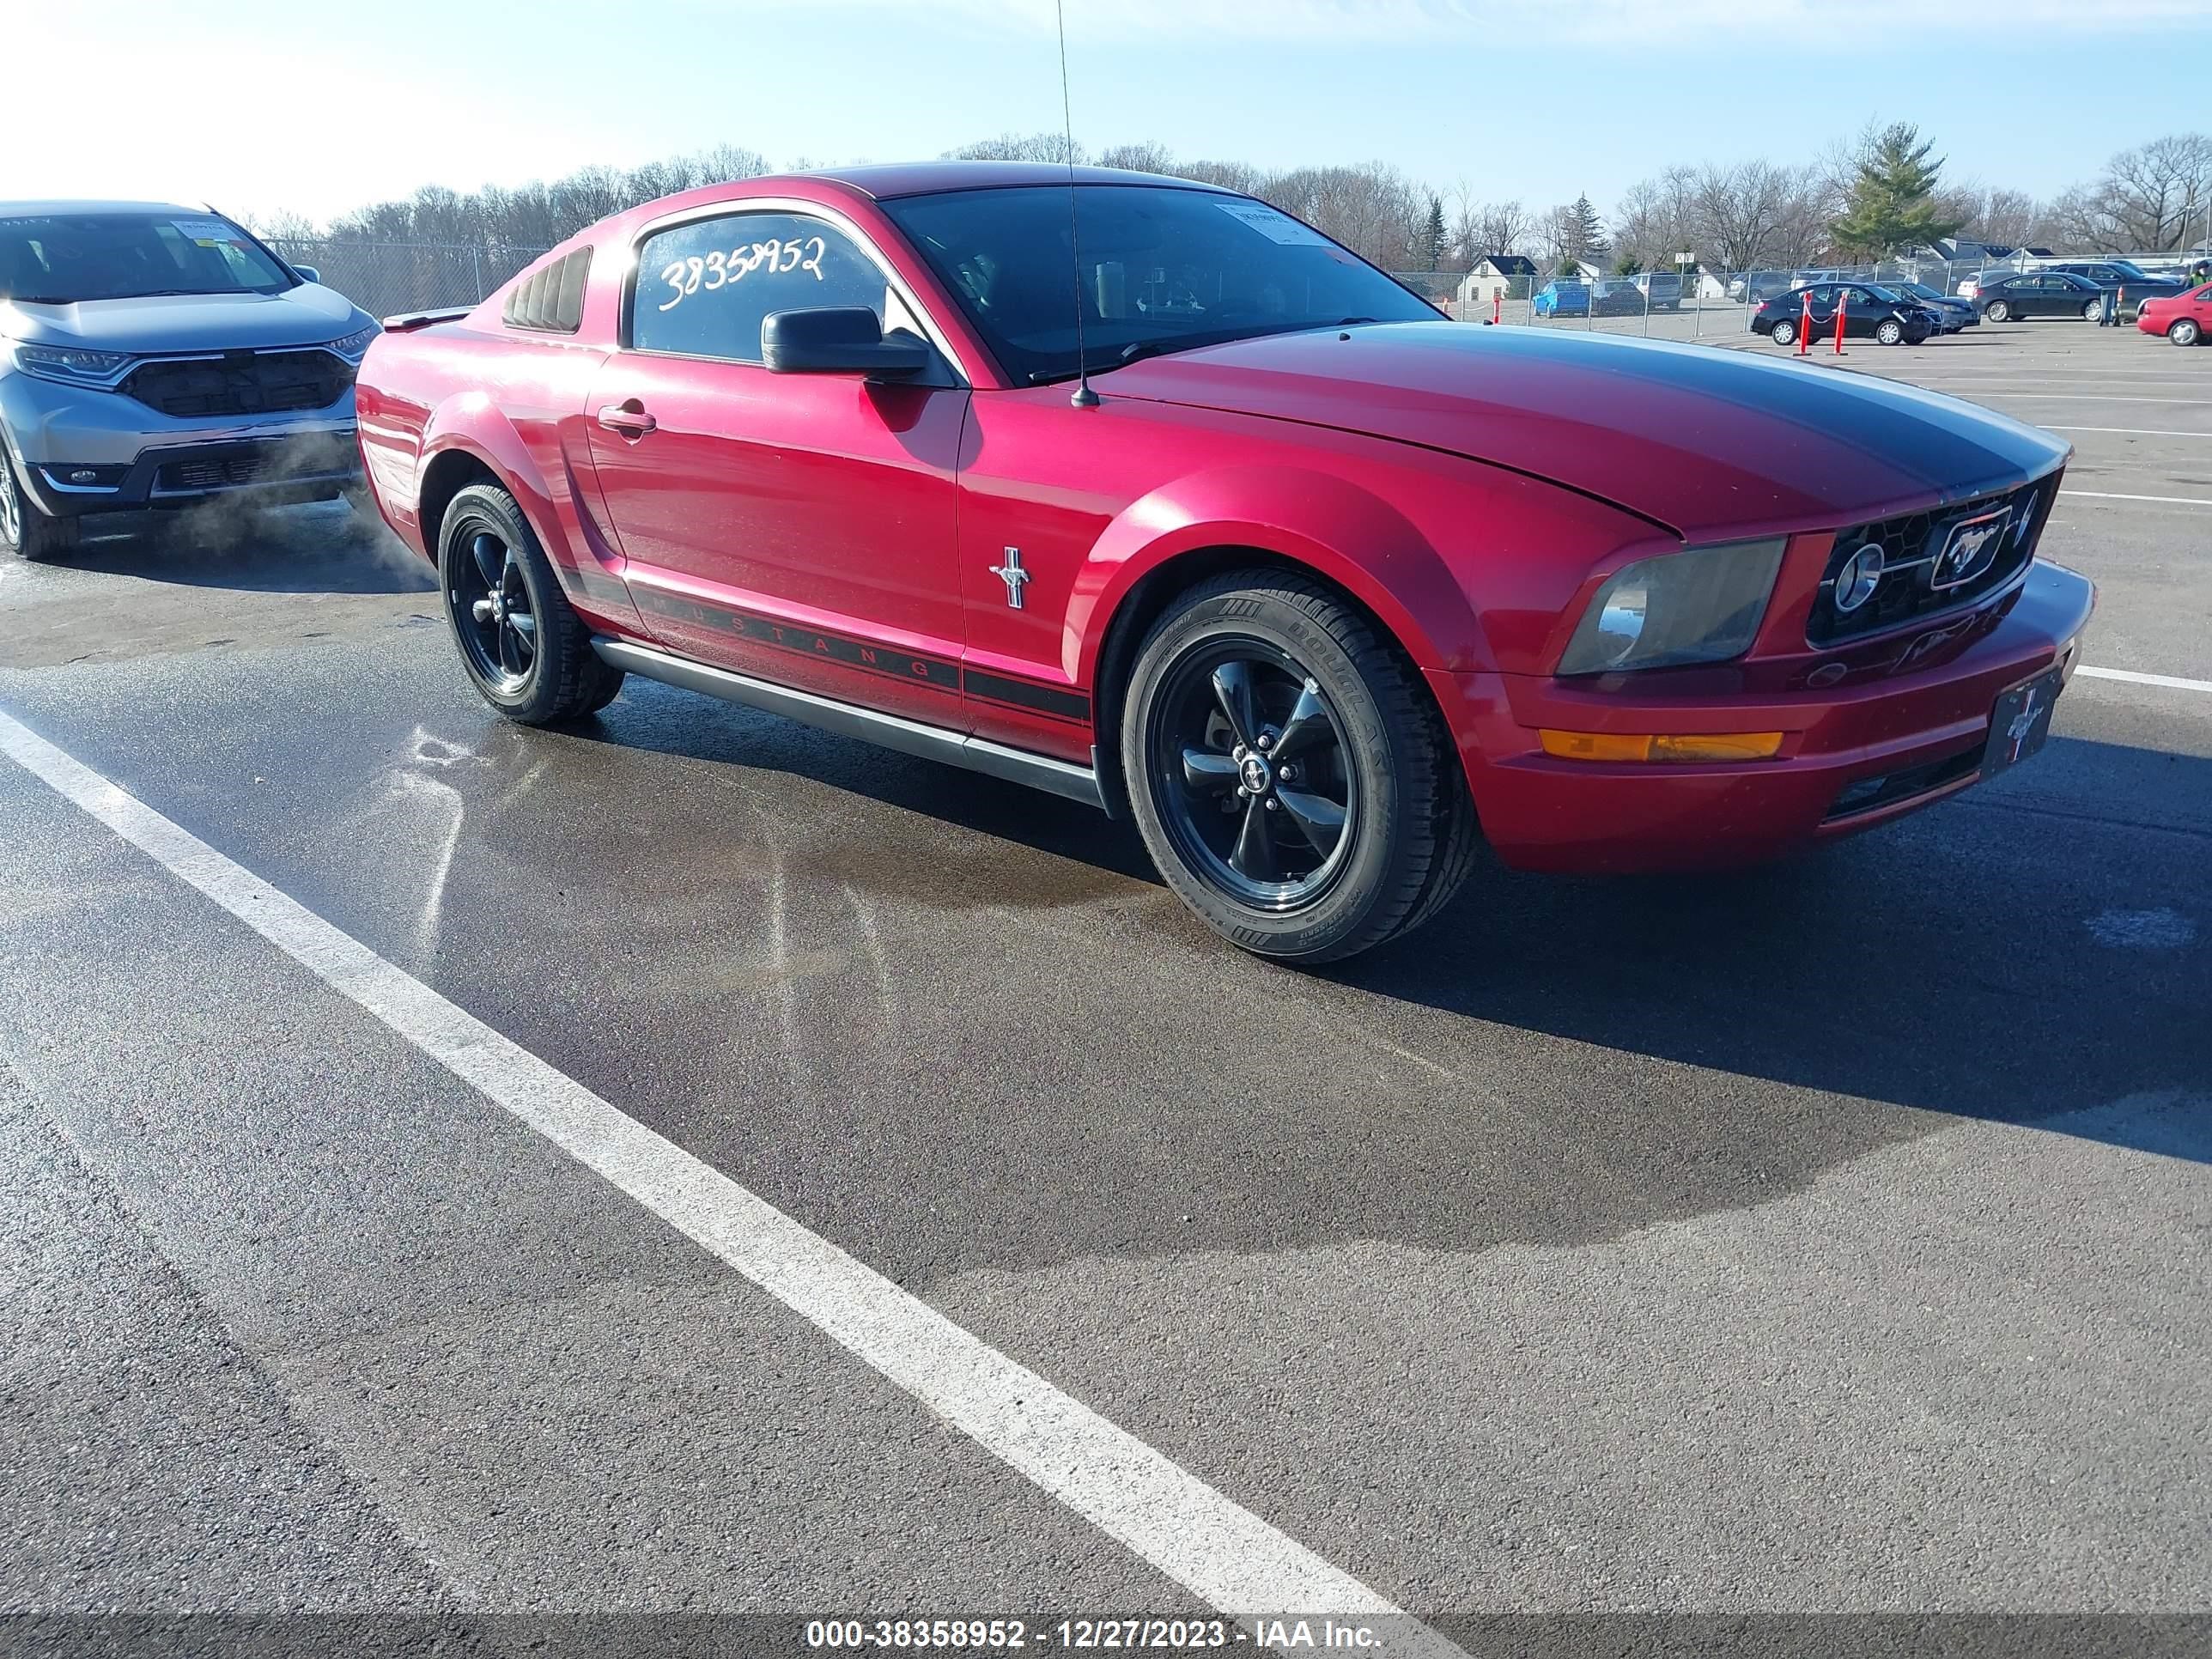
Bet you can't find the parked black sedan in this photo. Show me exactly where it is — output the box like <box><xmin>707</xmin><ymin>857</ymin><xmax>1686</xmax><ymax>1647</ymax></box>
<box><xmin>1750</xmin><ymin>283</ymin><xmax>1940</xmax><ymax>347</ymax></box>
<box><xmin>1972</xmin><ymin>270</ymin><xmax>2122</xmax><ymax>322</ymax></box>
<box><xmin>2047</xmin><ymin>259</ymin><xmax>2191</xmax><ymax>308</ymax></box>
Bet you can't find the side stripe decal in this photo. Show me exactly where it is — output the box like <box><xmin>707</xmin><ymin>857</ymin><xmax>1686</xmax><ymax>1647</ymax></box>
<box><xmin>629</xmin><ymin>585</ymin><xmax>1091</xmax><ymax>724</ymax></box>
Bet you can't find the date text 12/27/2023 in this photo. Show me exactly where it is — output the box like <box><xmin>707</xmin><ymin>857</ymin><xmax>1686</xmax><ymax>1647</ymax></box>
<box><xmin>802</xmin><ymin>1616</ymin><xmax>1393</xmax><ymax>1650</ymax></box>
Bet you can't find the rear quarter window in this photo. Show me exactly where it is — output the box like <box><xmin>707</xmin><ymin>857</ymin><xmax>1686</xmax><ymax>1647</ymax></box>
<box><xmin>502</xmin><ymin>246</ymin><xmax>592</xmax><ymax>334</ymax></box>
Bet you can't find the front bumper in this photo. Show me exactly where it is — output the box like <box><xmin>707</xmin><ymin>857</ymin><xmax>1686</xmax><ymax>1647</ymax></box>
<box><xmin>1432</xmin><ymin>562</ymin><xmax>2096</xmax><ymax>874</ymax></box>
<box><xmin>0</xmin><ymin>369</ymin><xmax>359</xmax><ymax>515</ymax></box>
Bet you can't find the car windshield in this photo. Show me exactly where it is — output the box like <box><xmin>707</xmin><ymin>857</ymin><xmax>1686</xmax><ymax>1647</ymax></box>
<box><xmin>881</xmin><ymin>184</ymin><xmax>1440</xmax><ymax>385</ymax></box>
<box><xmin>0</xmin><ymin>211</ymin><xmax>294</xmax><ymax>303</ymax></box>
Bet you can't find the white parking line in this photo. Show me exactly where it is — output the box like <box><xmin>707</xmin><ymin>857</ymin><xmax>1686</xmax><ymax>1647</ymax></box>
<box><xmin>0</xmin><ymin>708</ymin><xmax>1461</xmax><ymax>1658</ymax></box>
<box><xmin>2062</xmin><ymin>489</ymin><xmax>2212</xmax><ymax>507</ymax></box>
<box><xmin>2046</xmin><ymin>426</ymin><xmax>2212</xmax><ymax>438</ymax></box>
<box><xmin>2078</xmin><ymin>665</ymin><xmax>2212</xmax><ymax>695</ymax></box>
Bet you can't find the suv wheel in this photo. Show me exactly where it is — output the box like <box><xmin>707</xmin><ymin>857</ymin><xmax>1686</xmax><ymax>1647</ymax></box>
<box><xmin>1121</xmin><ymin>571</ymin><xmax>1478</xmax><ymax>963</ymax></box>
<box><xmin>0</xmin><ymin>432</ymin><xmax>82</xmax><ymax>562</ymax></box>
<box><xmin>438</xmin><ymin>483</ymin><xmax>623</xmax><ymax>723</ymax></box>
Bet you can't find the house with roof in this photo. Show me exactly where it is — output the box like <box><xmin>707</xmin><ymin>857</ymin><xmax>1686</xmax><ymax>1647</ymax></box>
<box><xmin>1456</xmin><ymin>253</ymin><xmax>1538</xmax><ymax>305</ymax></box>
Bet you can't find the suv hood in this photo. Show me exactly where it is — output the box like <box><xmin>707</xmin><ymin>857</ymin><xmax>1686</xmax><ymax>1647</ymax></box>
<box><xmin>0</xmin><ymin>283</ymin><xmax>362</xmax><ymax>355</ymax></box>
<box><xmin>1103</xmin><ymin>324</ymin><xmax>2067</xmax><ymax>541</ymax></box>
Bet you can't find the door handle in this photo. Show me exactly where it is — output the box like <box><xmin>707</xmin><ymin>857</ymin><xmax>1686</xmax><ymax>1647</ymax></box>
<box><xmin>597</xmin><ymin>400</ymin><xmax>657</xmax><ymax>436</ymax></box>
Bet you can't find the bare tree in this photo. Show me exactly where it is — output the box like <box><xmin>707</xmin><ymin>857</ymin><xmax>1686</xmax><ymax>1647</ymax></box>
<box><xmin>1690</xmin><ymin>160</ymin><xmax>1796</xmax><ymax>272</ymax></box>
<box><xmin>944</xmin><ymin>132</ymin><xmax>1083</xmax><ymax>163</ymax></box>
<box><xmin>1095</xmin><ymin>141</ymin><xmax>1177</xmax><ymax>174</ymax></box>
<box><xmin>2051</xmin><ymin>133</ymin><xmax>2212</xmax><ymax>252</ymax></box>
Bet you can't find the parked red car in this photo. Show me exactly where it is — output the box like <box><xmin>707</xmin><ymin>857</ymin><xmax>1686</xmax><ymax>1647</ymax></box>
<box><xmin>2136</xmin><ymin>282</ymin><xmax>2212</xmax><ymax>345</ymax></box>
<box><xmin>356</xmin><ymin>165</ymin><xmax>2094</xmax><ymax>961</ymax></box>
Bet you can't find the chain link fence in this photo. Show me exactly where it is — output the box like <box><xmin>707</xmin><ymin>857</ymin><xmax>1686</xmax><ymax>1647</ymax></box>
<box><xmin>277</xmin><ymin>240</ymin><xmax>2200</xmax><ymax>339</ymax></box>
<box><xmin>265</xmin><ymin>240</ymin><xmax>549</xmax><ymax>319</ymax></box>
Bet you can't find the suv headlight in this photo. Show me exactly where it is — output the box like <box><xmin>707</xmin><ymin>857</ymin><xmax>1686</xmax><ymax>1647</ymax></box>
<box><xmin>324</xmin><ymin>323</ymin><xmax>379</xmax><ymax>362</ymax></box>
<box><xmin>7</xmin><ymin>341</ymin><xmax>137</xmax><ymax>388</ymax></box>
<box><xmin>1557</xmin><ymin>538</ymin><xmax>1786</xmax><ymax>676</ymax></box>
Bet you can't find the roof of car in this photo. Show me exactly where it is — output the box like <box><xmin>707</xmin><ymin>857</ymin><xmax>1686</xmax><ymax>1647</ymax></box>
<box><xmin>794</xmin><ymin>161</ymin><xmax>1234</xmax><ymax>199</ymax></box>
<box><xmin>0</xmin><ymin>199</ymin><xmax>206</xmax><ymax>218</ymax></box>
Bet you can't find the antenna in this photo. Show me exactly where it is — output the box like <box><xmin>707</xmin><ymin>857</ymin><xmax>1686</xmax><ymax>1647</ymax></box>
<box><xmin>1055</xmin><ymin>0</ymin><xmax>1099</xmax><ymax>409</ymax></box>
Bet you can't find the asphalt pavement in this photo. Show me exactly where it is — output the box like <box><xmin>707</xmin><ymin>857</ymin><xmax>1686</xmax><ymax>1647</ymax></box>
<box><xmin>0</xmin><ymin>321</ymin><xmax>2205</xmax><ymax>1657</ymax></box>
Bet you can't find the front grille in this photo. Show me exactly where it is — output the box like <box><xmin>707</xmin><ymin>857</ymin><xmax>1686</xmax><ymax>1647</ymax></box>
<box><xmin>151</xmin><ymin>438</ymin><xmax>351</xmax><ymax>495</ymax></box>
<box><xmin>123</xmin><ymin>349</ymin><xmax>353</xmax><ymax>418</ymax></box>
<box><xmin>1808</xmin><ymin>474</ymin><xmax>2058</xmax><ymax>647</ymax></box>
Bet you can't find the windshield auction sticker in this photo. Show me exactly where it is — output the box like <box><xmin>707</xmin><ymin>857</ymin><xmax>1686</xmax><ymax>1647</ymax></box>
<box><xmin>172</xmin><ymin>216</ymin><xmax>244</xmax><ymax>246</ymax></box>
<box><xmin>1212</xmin><ymin>202</ymin><xmax>1333</xmax><ymax>247</ymax></box>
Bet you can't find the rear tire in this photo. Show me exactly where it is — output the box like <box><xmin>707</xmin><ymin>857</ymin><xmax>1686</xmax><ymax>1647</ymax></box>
<box><xmin>1770</xmin><ymin>319</ymin><xmax>1797</xmax><ymax>347</ymax></box>
<box><xmin>0</xmin><ymin>431</ymin><xmax>82</xmax><ymax>563</ymax></box>
<box><xmin>2083</xmin><ymin>299</ymin><xmax>2107</xmax><ymax>322</ymax></box>
<box><xmin>1121</xmin><ymin>571</ymin><xmax>1476</xmax><ymax>963</ymax></box>
<box><xmin>1984</xmin><ymin>301</ymin><xmax>2010</xmax><ymax>322</ymax></box>
<box><xmin>2172</xmin><ymin>319</ymin><xmax>2203</xmax><ymax>347</ymax></box>
<box><xmin>437</xmin><ymin>483</ymin><xmax>623</xmax><ymax>724</ymax></box>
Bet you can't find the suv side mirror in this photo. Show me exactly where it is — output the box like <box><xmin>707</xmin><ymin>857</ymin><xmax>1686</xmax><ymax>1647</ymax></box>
<box><xmin>762</xmin><ymin>307</ymin><xmax>928</xmax><ymax>380</ymax></box>
<box><xmin>293</xmin><ymin>264</ymin><xmax>323</xmax><ymax>285</ymax></box>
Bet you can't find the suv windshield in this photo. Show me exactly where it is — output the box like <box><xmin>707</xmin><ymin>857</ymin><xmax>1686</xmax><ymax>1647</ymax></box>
<box><xmin>0</xmin><ymin>211</ymin><xmax>295</xmax><ymax>303</ymax></box>
<box><xmin>882</xmin><ymin>184</ymin><xmax>1439</xmax><ymax>385</ymax></box>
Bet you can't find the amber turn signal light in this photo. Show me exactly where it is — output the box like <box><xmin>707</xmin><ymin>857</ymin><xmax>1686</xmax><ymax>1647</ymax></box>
<box><xmin>1539</xmin><ymin>730</ymin><xmax>1785</xmax><ymax>763</ymax></box>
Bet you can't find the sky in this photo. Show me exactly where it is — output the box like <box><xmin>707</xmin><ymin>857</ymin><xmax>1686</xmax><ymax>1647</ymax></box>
<box><xmin>8</xmin><ymin>0</ymin><xmax>2210</xmax><ymax>228</ymax></box>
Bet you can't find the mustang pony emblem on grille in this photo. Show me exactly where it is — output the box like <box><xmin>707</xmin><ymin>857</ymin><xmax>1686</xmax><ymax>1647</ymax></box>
<box><xmin>1931</xmin><ymin>506</ymin><xmax>2012</xmax><ymax>590</ymax></box>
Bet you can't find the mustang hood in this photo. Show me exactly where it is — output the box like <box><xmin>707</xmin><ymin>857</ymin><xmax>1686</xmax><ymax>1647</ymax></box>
<box><xmin>0</xmin><ymin>283</ymin><xmax>363</xmax><ymax>355</ymax></box>
<box><xmin>1104</xmin><ymin>324</ymin><xmax>2069</xmax><ymax>541</ymax></box>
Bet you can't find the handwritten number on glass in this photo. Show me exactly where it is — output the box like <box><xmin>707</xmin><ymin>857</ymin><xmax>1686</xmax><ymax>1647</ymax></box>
<box><xmin>656</xmin><ymin>236</ymin><xmax>830</xmax><ymax>311</ymax></box>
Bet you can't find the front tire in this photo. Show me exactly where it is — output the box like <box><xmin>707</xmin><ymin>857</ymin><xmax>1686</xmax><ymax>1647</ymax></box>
<box><xmin>0</xmin><ymin>431</ymin><xmax>82</xmax><ymax>563</ymax></box>
<box><xmin>438</xmin><ymin>483</ymin><xmax>623</xmax><ymax>724</ymax></box>
<box><xmin>1770</xmin><ymin>319</ymin><xmax>1797</xmax><ymax>347</ymax></box>
<box><xmin>2172</xmin><ymin>319</ymin><xmax>2202</xmax><ymax>347</ymax></box>
<box><xmin>1120</xmin><ymin>572</ymin><xmax>1476</xmax><ymax>963</ymax></box>
<box><xmin>1875</xmin><ymin>319</ymin><xmax>1905</xmax><ymax>345</ymax></box>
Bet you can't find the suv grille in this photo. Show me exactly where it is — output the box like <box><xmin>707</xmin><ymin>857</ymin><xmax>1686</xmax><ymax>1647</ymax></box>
<box><xmin>1808</xmin><ymin>474</ymin><xmax>2058</xmax><ymax>646</ymax></box>
<box><xmin>123</xmin><ymin>349</ymin><xmax>354</xmax><ymax>418</ymax></box>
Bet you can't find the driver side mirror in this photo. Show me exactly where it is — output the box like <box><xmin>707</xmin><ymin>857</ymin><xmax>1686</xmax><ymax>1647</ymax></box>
<box><xmin>762</xmin><ymin>307</ymin><xmax>928</xmax><ymax>380</ymax></box>
<box><xmin>292</xmin><ymin>264</ymin><xmax>322</xmax><ymax>285</ymax></box>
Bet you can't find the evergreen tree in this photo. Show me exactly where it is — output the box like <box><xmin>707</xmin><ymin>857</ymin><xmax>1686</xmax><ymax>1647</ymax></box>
<box><xmin>1830</xmin><ymin>124</ymin><xmax>1969</xmax><ymax>257</ymax></box>
<box><xmin>1571</xmin><ymin>193</ymin><xmax>1607</xmax><ymax>260</ymax></box>
<box><xmin>1422</xmin><ymin>197</ymin><xmax>1448</xmax><ymax>270</ymax></box>
<box><xmin>1614</xmin><ymin>252</ymin><xmax>1644</xmax><ymax>276</ymax></box>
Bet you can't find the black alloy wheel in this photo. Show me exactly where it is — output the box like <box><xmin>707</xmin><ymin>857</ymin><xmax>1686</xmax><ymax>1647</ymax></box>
<box><xmin>452</xmin><ymin>526</ymin><xmax>539</xmax><ymax>693</ymax></box>
<box><xmin>1120</xmin><ymin>571</ymin><xmax>1479</xmax><ymax>963</ymax></box>
<box><xmin>437</xmin><ymin>482</ymin><xmax>623</xmax><ymax>723</ymax></box>
<box><xmin>1151</xmin><ymin>645</ymin><xmax>1355</xmax><ymax>911</ymax></box>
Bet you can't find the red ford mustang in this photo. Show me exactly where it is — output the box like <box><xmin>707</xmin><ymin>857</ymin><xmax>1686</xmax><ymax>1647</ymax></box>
<box><xmin>356</xmin><ymin>163</ymin><xmax>2094</xmax><ymax>961</ymax></box>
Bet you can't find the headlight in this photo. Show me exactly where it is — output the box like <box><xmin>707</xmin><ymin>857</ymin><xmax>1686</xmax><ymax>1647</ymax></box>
<box><xmin>7</xmin><ymin>341</ymin><xmax>136</xmax><ymax>388</ymax></box>
<box><xmin>1556</xmin><ymin>538</ymin><xmax>1786</xmax><ymax>676</ymax></box>
<box><xmin>324</xmin><ymin>323</ymin><xmax>380</xmax><ymax>362</ymax></box>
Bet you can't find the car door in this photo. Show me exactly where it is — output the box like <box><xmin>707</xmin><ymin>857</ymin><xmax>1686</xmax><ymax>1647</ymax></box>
<box><xmin>1843</xmin><ymin>287</ymin><xmax>1881</xmax><ymax>337</ymax></box>
<box><xmin>586</xmin><ymin>204</ymin><xmax>973</xmax><ymax>729</ymax></box>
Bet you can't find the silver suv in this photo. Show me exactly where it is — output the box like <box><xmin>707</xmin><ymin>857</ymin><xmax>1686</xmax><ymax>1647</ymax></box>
<box><xmin>0</xmin><ymin>201</ymin><xmax>377</xmax><ymax>561</ymax></box>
